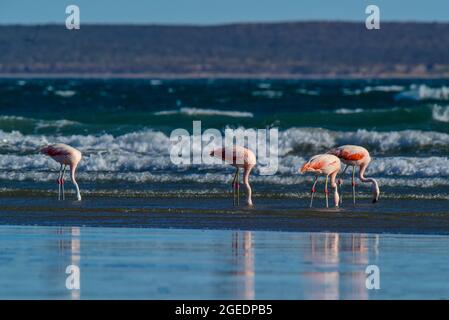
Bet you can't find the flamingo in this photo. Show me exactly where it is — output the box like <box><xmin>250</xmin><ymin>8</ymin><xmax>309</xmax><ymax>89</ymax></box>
<box><xmin>327</xmin><ymin>145</ymin><xmax>380</xmax><ymax>204</ymax></box>
<box><xmin>41</xmin><ymin>143</ymin><xmax>82</xmax><ymax>201</ymax></box>
<box><xmin>300</xmin><ymin>154</ymin><xmax>341</xmax><ymax>208</ymax></box>
<box><xmin>210</xmin><ymin>146</ymin><xmax>256</xmax><ymax>206</ymax></box>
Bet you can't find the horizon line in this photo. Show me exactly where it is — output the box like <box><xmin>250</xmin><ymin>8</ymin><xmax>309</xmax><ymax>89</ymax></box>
<box><xmin>0</xmin><ymin>19</ymin><xmax>448</xmax><ymax>27</ymax></box>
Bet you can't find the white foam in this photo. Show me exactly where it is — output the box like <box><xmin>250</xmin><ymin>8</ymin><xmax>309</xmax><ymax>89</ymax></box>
<box><xmin>278</xmin><ymin>128</ymin><xmax>449</xmax><ymax>155</ymax></box>
<box><xmin>2</xmin><ymin>126</ymin><xmax>448</xmax><ymax>159</ymax></box>
<box><xmin>0</xmin><ymin>115</ymin><xmax>29</xmax><ymax>122</ymax></box>
<box><xmin>154</xmin><ymin>107</ymin><xmax>253</xmax><ymax>118</ymax></box>
<box><xmin>432</xmin><ymin>104</ymin><xmax>449</xmax><ymax>123</ymax></box>
<box><xmin>150</xmin><ymin>79</ymin><xmax>162</xmax><ymax>86</ymax></box>
<box><xmin>342</xmin><ymin>85</ymin><xmax>404</xmax><ymax>95</ymax></box>
<box><xmin>251</xmin><ymin>90</ymin><xmax>283</xmax><ymax>98</ymax></box>
<box><xmin>0</xmin><ymin>127</ymin><xmax>449</xmax><ymax>188</ymax></box>
<box><xmin>257</xmin><ymin>83</ymin><xmax>271</xmax><ymax>89</ymax></box>
<box><xmin>333</xmin><ymin>107</ymin><xmax>402</xmax><ymax>114</ymax></box>
<box><xmin>0</xmin><ymin>115</ymin><xmax>82</xmax><ymax>134</ymax></box>
<box><xmin>365</xmin><ymin>85</ymin><xmax>405</xmax><ymax>92</ymax></box>
<box><xmin>296</xmin><ymin>88</ymin><xmax>320</xmax><ymax>96</ymax></box>
<box><xmin>334</xmin><ymin>108</ymin><xmax>364</xmax><ymax>114</ymax></box>
<box><xmin>395</xmin><ymin>84</ymin><xmax>449</xmax><ymax>101</ymax></box>
<box><xmin>54</xmin><ymin>90</ymin><xmax>77</xmax><ymax>98</ymax></box>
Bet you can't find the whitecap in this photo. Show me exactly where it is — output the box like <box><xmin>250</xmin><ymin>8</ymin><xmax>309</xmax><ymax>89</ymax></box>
<box><xmin>342</xmin><ymin>85</ymin><xmax>404</xmax><ymax>96</ymax></box>
<box><xmin>296</xmin><ymin>88</ymin><xmax>320</xmax><ymax>96</ymax></box>
<box><xmin>278</xmin><ymin>127</ymin><xmax>449</xmax><ymax>156</ymax></box>
<box><xmin>251</xmin><ymin>90</ymin><xmax>283</xmax><ymax>98</ymax></box>
<box><xmin>432</xmin><ymin>104</ymin><xmax>449</xmax><ymax>123</ymax></box>
<box><xmin>334</xmin><ymin>108</ymin><xmax>364</xmax><ymax>114</ymax></box>
<box><xmin>395</xmin><ymin>84</ymin><xmax>449</xmax><ymax>101</ymax></box>
<box><xmin>154</xmin><ymin>107</ymin><xmax>253</xmax><ymax>118</ymax></box>
<box><xmin>54</xmin><ymin>90</ymin><xmax>77</xmax><ymax>98</ymax></box>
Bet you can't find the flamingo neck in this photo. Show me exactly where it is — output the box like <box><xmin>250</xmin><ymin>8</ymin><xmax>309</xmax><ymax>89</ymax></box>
<box><xmin>243</xmin><ymin>167</ymin><xmax>253</xmax><ymax>206</ymax></box>
<box><xmin>330</xmin><ymin>171</ymin><xmax>338</xmax><ymax>187</ymax></box>
<box><xmin>70</xmin><ymin>165</ymin><xmax>81</xmax><ymax>201</ymax></box>
<box><xmin>359</xmin><ymin>162</ymin><xmax>380</xmax><ymax>202</ymax></box>
<box><xmin>359</xmin><ymin>163</ymin><xmax>376</xmax><ymax>184</ymax></box>
<box><xmin>330</xmin><ymin>171</ymin><xmax>340</xmax><ymax>207</ymax></box>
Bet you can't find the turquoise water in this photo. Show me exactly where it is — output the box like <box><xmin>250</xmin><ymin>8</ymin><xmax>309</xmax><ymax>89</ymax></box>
<box><xmin>0</xmin><ymin>225</ymin><xmax>448</xmax><ymax>299</ymax></box>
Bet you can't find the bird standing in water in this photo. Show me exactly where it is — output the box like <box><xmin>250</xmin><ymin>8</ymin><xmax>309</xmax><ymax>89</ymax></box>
<box><xmin>300</xmin><ymin>154</ymin><xmax>341</xmax><ymax>208</ymax></box>
<box><xmin>328</xmin><ymin>145</ymin><xmax>380</xmax><ymax>204</ymax></box>
<box><xmin>41</xmin><ymin>143</ymin><xmax>82</xmax><ymax>201</ymax></box>
<box><xmin>210</xmin><ymin>146</ymin><xmax>256</xmax><ymax>206</ymax></box>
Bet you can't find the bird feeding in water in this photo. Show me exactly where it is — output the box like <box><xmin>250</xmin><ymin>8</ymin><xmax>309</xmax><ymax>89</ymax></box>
<box><xmin>210</xmin><ymin>146</ymin><xmax>256</xmax><ymax>206</ymax></box>
<box><xmin>300</xmin><ymin>154</ymin><xmax>341</xmax><ymax>208</ymax></box>
<box><xmin>41</xmin><ymin>143</ymin><xmax>82</xmax><ymax>201</ymax></box>
<box><xmin>327</xmin><ymin>145</ymin><xmax>380</xmax><ymax>204</ymax></box>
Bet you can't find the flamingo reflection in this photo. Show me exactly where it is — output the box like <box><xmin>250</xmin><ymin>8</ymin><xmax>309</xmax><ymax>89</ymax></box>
<box><xmin>232</xmin><ymin>231</ymin><xmax>255</xmax><ymax>299</ymax></box>
<box><xmin>305</xmin><ymin>233</ymin><xmax>375</xmax><ymax>300</ymax></box>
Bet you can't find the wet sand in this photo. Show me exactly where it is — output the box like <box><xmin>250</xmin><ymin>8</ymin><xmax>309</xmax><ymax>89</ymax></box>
<box><xmin>0</xmin><ymin>196</ymin><xmax>448</xmax><ymax>235</ymax></box>
<box><xmin>1</xmin><ymin>225</ymin><xmax>449</xmax><ymax>299</ymax></box>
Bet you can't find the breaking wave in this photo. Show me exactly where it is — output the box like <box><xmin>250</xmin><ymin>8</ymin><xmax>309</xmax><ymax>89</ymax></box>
<box><xmin>0</xmin><ymin>127</ymin><xmax>448</xmax><ymax>189</ymax></box>
<box><xmin>154</xmin><ymin>107</ymin><xmax>254</xmax><ymax>118</ymax></box>
<box><xmin>0</xmin><ymin>116</ymin><xmax>82</xmax><ymax>134</ymax></box>
<box><xmin>395</xmin><ymin>84</ymin><xmax>449</xmax><ymax>101</ymax></box>
<box><xmin>432</xmin><ymin>105</ymin><xmax>449</xmax><ymax>123</ymax></box>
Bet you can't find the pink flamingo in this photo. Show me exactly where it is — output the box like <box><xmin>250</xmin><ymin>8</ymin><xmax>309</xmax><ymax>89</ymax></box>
<box><xmin>41</xmin><ymin>143</ymin><xmax>82</xmax><ymax>201</ymax></box>
<box><xmin>210</xmin><ymin>146</ymin><xmax>256</xmax><ymax>206</ymax></box>
<box><xmin>327</xmin><ymin>145</ymin><xmax>380</xmax><ymax>204</ymax></box>
<box><xmin>300</xmin><ymin>154</ymin><xmax>341</xmax><ymax>208</ymax></box>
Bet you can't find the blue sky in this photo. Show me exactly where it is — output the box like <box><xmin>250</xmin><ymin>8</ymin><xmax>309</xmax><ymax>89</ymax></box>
<box><xmin>0</xmin><ymin>0</ymin><xmax>448</xmax><ymax>24</ymax></box>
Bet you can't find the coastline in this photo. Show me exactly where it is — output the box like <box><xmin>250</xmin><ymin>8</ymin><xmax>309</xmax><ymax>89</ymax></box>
<box><xmin>1</xmin><ymin>73</ymin><xmax>449</xmax><ymax>79</ymax></box>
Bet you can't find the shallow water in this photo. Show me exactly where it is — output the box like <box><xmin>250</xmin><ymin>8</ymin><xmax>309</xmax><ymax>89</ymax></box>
<box><xmin>0</xmin><ymin>225</ymin><xmax>448</xmax><ymax>299</ymax></box>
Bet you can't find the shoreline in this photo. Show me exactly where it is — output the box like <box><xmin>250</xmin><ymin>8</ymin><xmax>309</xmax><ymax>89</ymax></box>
<box><xmin>1</xmin><ymin>73</ymin><xmax>449</xmax><ymax>80</ymax></box>
<box><xmin>1</xmin><ymin>196</ymin><xmax>449</xmax><ymax>235</ymax></box>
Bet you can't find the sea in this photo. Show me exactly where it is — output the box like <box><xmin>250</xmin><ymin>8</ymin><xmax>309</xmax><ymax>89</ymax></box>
<box><xmin>0</xmin><ymin>78</ymin><xmax>448</xmax><ymax>202</ymax></box>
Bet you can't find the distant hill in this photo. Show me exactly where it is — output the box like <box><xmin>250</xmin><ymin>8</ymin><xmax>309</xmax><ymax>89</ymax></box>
<box><xmin>1</xmin><ymin>22</ymin><xmax>449</xmax><ymax>78</ymax></box>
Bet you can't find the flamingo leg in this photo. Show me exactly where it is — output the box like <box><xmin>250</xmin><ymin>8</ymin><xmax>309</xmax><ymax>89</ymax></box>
<box><xmin>236</xmin><ymin>168</ymin><xmax>240</xmax><ymax>206</ymax></box>
<box><xmin>57</xmin><ymin>164</ymin><xmax>63</xmax><ymax>200</ymax></box>
<box><xmin>231</xmin><ymin>168</ymin><xmax>238</xmax><ymax>206</ymax></box>
<box><xmin>339</xmin><ymin>165</ymin><xmax>349</xmax><ymax>205</ymax></box>
<box><xmin>61</xmin><ymin>165</ymin><xmax>67</xmax><ymax>200</ymax></box>
<box><xmin>325</xmin><ymin>175</ymin><xmax>329</xmax><ymax>208</ymax></box>
<box><xmin>309</xmin><ymin>176</ymin><xmax>318</xmax><ymax>208</ymax></box>
<box><xmin>352</xmin><ymin>166</ymin><xmax>356</xmax><ymax>205</ymax></box>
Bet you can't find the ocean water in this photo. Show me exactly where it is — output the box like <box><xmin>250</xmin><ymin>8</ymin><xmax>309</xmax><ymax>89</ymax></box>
<box><xmin>0</xmin><ymin>78</ymin><xmax>449</xmax><ymax>203</ymax></box>
<box><xmin>1</xmin><ymin>225</ymin><xmax>449</xmax><ymax>300</ymax></box>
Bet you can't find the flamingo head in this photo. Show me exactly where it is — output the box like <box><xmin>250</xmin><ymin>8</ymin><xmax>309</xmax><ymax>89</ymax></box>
<box><xmin>299</xmin><ymin>163</ymin><xmax>310</xmax><ymax>174</ymax></box>
<box><xmin>39</xmin><ymin>145</ymin><xmax>52</xmax><ymax>155</ymax></box>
